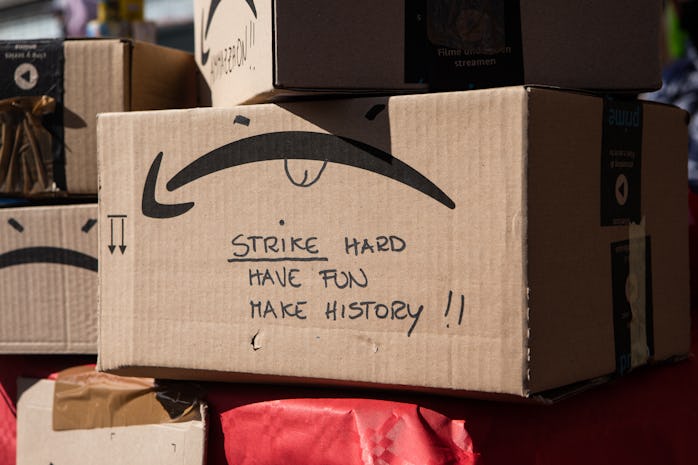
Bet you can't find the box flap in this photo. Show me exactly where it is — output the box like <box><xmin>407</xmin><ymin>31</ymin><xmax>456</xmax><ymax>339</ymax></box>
<box><xmin>64</xmin><ymin>39</ymin><xmax>129</xmax><ymax>194</ymax></box>
<box><xmin>130</xmin><ymin>41</ymin><xmax>198</xmax><ymax>111</ymax></box>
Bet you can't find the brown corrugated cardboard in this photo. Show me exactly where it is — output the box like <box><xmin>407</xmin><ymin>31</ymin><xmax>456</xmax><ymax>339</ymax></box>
<box><xmin>194</xmin><ymin>0</ymin><xmax>662</xmax><ymax>105</ymax></box>
<box><xmin>16</xmin><ymin>378</ymin><xmax>206</xmax><ymax>465</ymax></box>
<box><xmin>97</xmin><ymin>87</ymin><xmax>689</xmax><ymax>398</ymax></box>
<box><xmin>0</xmin><ymin>39</ymin><xmax>197</xmax><ymax>197</ymax></box>
<box><xmin>0</xmin><ymin>204</ymin><xmax>97</xmax><ymax>354</ymax></box>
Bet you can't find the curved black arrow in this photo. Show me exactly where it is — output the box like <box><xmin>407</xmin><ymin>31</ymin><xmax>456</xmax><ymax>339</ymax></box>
<box><xmin>142</xmin><ymin>152</ymin><xmax>195</xmax><ymax>219</ymax></box>
<box><xmin>0</xmin><ymin>247</ymin><xmax>98</xmax><ymax>272</ymax></box>
<box><xmin>142</xmin><ymin>131</ymin><xmax>455</xmax><ymax>219</ymax></box>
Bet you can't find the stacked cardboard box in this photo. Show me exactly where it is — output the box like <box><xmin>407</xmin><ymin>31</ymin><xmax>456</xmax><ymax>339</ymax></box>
<box><xmin>0</xmin><ymin>39</ymin><xmax>198</xmax><ymax>353</ymax></box>
<box><xmin>96</xmin><ymin>0</ymin><xmax>689</xmax><ymax>402</ymax></box>
<box><xmin>4</xmin><ymin>1</ymin><xmax>694</xmax><ymax>464</ymax></box>
<box><xmin>0</xmin><ymin>38</ymin><xmax>200</xmax><ymax>464</ymax></box>
<box><xmin>194</xmin><ymin>0</ymin><xmax>662</xmax><ymax>104</ymax></box>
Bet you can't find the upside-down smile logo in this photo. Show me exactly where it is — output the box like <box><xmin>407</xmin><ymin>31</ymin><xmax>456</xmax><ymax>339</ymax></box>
<box><xmin>0</xmin><ymin>218</ymin><xmax>98</xmax><ymax>272</ymax></box>
<box><xmin>200</xmin><ymin>0</ymin><xmax>258</xmax><ymax>66</ymax></box>
<box><xmin>141</xmin><ymin>131</ymin><xmax>456</xmax><ymax>219</ymax></box>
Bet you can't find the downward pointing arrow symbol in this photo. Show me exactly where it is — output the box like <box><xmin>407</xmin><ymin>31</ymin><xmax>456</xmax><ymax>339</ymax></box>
<box><xmin>119</xmin><ymin>218</ymin><xmax>126</xmax><ymax>254</ymax></box>
<box><xmin>107</xmin><ymin>215</ymin><xmax>127</xmax><ymax>255</ymax></box>
<box><xmin>108</xmin><ymin>218</ymin><xmax>116</xmax><ymax>254</ymax></box>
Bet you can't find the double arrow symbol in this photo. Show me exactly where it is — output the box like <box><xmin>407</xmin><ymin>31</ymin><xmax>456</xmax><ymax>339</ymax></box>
<box><xmin>107</xmin><ymin>215</ymin><xmax>127</xmax><ymax>254</ymax></box>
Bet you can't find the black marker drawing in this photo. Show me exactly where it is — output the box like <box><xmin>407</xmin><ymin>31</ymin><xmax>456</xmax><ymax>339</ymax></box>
<box><xmin>234</xmin><ymin>115</ymin><xmax>251</xmax><ymax>126</ymax></box>
<box><xmin>0</xmin><ymin>247</ymin><xmax>97</xmax><ymax>272</ymax></box>
<box><xmin>443</xmin><ymin>290</ymin><xmax>465</xmax><ymax>328</ymax></box>
<box><xmin>1</xmin><ymin>217</ymin><xmax>98</xmax><ymax>271</ymax></box>
<box><xmin>107</xmin><ymin>215</ymin><xmax>127</xmax><ymax>254</ymax></box>
<box><xmin>200</xmin><ymin>0</ymin><xmax>257</xmax><ymax>66</ymax></box>
<box><xmin>81</xmin><ymin>218</ymin><xmax>97</xmax><ymax>233</ymax></box>
<box><xmin>142</xmin><ymin>132</ymin><xmax>455</xmax><ymax>219</ymax></box>
<box><xmin>8</xmin><ymin>218</ymin><xmax>23</xmax><ymax>233</ymax></box>
<box><xmin>284</xmin><ymin>159</ymin><xmax>328</xmax><ymax>187</ymax></box>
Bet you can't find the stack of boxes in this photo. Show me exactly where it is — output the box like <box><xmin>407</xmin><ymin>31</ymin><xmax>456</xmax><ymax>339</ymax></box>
<box><xmin>0</xmin><ymin>38</ymin><xmax>204</xmax><ymax>464</ymax></box>
<box><xmin>97</xmin><ymin>0</ymin><xmax>690</xmax><ymax>398</ymax></box>
<box><xmin>1</xmin><ymin>1</ymin><xmax>694</xmax><ymax>463</ymax></box>
<box><xmin>0</xmin><ymin>39</ymin><xmax>198</xmax><ymax>353</ymax></box>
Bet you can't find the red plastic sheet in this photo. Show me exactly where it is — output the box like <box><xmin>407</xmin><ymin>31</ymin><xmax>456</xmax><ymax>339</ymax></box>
<box><xmin>0</xmin><ymin>380</ymin><xmax>14</xmax><ymax>465</ymax></box>
<box><xmin>222</xmin><ymin>398</ymin><xmax>478</xmax><ymax>465</ymax></box>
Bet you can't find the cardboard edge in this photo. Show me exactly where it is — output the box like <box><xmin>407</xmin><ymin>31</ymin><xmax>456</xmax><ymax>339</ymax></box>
<box><xmin>105</xmin><ymin>360</ymin><xmax>687</xmax><ymax>405</ymax></box>
<box><xmin>522</xmin><ymin>87</ymin><xmax>532</xmax><ymax>397</ymax></box>
<box><xmin>129</xmin><ymin>40</ymin><xmax>198</xmax><ymax>111</ymax></box>
<box><xmin>100</xmin><ymin>365</ymin><xmax>534</xmax><ymax>403</ymax></box>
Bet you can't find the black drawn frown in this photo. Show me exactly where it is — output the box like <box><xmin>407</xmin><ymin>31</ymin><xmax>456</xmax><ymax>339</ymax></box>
<box><xmin>0</xmin><ymin>218</ymin><xmax>98</xmax><ymax>272</ymax></box>
<box><xmin>141</xmin><ymin>131</ymin><xmax>456</xmax><ymax>219</ymax></box>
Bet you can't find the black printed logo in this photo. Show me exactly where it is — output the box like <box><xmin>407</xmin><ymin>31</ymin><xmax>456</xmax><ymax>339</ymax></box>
<box><xmin>141</xmin><ymin>131</ymin><xmax>455</xmax><ymax>219</ymax></box>
<box><xmin>200</xmin><ymin>0</ymin><xmax>257</xmax><ymax>66</ymax></box>
<box><xmin>0</xmin><ymin>218</ymin><xmax>98</xmax><ymax>272</ymax></box>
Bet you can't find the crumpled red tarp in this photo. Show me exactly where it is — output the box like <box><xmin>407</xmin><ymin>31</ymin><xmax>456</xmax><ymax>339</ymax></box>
<box><xmin>222</xmin><ymin>398</ymin><xmax>478</xmax><ymax>465</ymax></box>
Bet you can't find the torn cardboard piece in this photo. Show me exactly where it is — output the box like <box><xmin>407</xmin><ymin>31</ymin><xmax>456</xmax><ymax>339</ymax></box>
<box><xmin>97</xmin><ymin>87</ymin><xmax>689</xmax><ymax>399</ymax></box>
<box><xmin>16</xmin><ymin>377</ymin><xmax>206</xmax><ymax>465</ymax></box>
<box><xmin>0</xmin><ymin>38</ymin><xmax>198</xmax><ymax>197</ymax></box>
<box><xmin>194</xmin><ymin>0</ymin><xmax>662</xmax><ymax>105</ymax></box>
<box><xmin>53</xmin><ymin>365</ymin><xmax>203</xmax><ymax>430</ymax></box>
<box><xmin>0</xmin><ymin>204</ymin><xmax>98</xmax><ymax>354</ymax></box>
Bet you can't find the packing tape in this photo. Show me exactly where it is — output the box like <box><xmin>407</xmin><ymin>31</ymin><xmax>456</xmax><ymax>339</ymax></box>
<box><xmin>0</xmin><ymin>95</ymin><xmax>57</xmax><ymax>195</ymax></box>
<box><xmin>628</xmin><ymin>219</ymin><xmax>649</xmax><ymax>370</ymax></box>
<box><xmin>52</xmin><ymin>365</ymin><xmax>203</xmax><ymax>431</ymax></box>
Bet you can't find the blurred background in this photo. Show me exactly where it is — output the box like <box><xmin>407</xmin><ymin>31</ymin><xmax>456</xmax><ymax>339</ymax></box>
<box><xmin>0</xmin><ymin>0</ymin><xmax>194</xmax><ymax>51</ymax></box>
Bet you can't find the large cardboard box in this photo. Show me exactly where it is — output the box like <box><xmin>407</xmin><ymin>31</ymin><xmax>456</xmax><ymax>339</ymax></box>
<box><xmin>97</xmin><ymin>87</ymin><xmax>689</xmax><ymax>399</ymax></box>
<box><xmin>16</xmin><ymin>377</ymin><xmax>206</xmax><ymax>465</ymax></box>
<box><xmin>0</xmin><ymin>39</ymin><xmax>197</xmax><ymax>197</ymax></box>
<box><xmin>194</xmin><ymin>0</ymin><xmax>662</xmax><ymax>105</ymax></box>
<box><xmin>0</xmin><ymin>204</ymin><xmax>97</xmax><ymax>354</ymax></box>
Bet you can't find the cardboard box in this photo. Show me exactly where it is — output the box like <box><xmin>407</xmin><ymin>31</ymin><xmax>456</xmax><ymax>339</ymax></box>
<box><xmin>16</xmin><ymin>377</ymin><xmax>206</xmax><ymax>465</ymax></box>
<box><xmin>0</xmin><ymin>204</ymin><xmax>97</xmax><ymax>354</ymax></box>
<box><xmin>194</xmin><ymin>0</ymin><xmax>662</xmax><ymax>105</ymax></box>
<box><xmin>97</xmin><ymin>87</ymin><xmax>689</xmax><ymax>399</ymax></box>
<box><xmin>0</xmin><ymin>39</ymin><xmax>198</xmax><ymax>197</ymax></box>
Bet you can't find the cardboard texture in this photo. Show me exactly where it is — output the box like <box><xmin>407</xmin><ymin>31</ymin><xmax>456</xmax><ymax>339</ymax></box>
<box><xmin>16</xmin><ymin>378</ymin><xmax>206</xmax><ymax>465</ymax></box>
<box><xmin>97</xmin><ymin>87</ymin><xmax>689</xmax><ymax>398</ymax></box>
<box><xmin>194</xmin><ymin>0</ymin><xmax>662</xmax><ymax>105</ymax></box>
<box><xmin>0</xmin><ymin>204</ymin><xmax>98</xmax><ymax>354</ymax></box>
<box><xmin>0</xmin><ymin>39</ymin><xmax>197</xmax><ymax>196</ymax></box>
